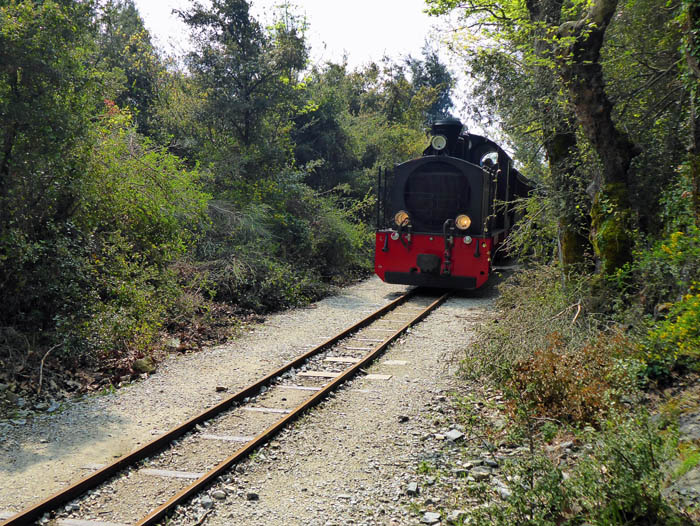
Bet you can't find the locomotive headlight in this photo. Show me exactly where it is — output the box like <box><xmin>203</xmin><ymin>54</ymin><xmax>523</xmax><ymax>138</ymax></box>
<box><xmin>431</xmin><ymin>134</ymin><xmax>448</xmax><ymax>151</ymax></box>
<box><xmin>455</xmin><ymin>214</ymin><xmax>472</xmax><ymax>230</ymax></box>
<box><xmin>394</xmin><ymin>210</ymin><xmax>410</xmax><ymax>226</ymax></box>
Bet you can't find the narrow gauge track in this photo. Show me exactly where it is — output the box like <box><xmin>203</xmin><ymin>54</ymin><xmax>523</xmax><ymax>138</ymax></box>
<box><xmin>2</xmin><ymin>289</ymin><xmax>449</xmax><ymax>526</ymax></box>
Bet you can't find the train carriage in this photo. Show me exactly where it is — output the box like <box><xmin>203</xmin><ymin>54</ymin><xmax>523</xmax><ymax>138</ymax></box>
<box><xmin>374</xmin><ymin>118</ymin><xmax>531</xmax><ymax>289</ymax></box>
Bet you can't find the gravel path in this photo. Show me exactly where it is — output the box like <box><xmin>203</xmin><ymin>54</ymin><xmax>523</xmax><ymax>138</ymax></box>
<box><xmin>0</xmin><ymin>276</ymin><xmax>496</xmax><ymax>524</ymax></box>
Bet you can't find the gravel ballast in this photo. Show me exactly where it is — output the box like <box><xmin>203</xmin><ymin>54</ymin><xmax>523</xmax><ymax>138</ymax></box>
<box><xmin>0</xmin><ymin>276</ymin><xmax>496</xmax><ymax>524</ymax></box>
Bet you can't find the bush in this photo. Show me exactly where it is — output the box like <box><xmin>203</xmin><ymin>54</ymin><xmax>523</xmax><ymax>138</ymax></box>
<box><xmin>463</xmin><ymin>265</ymin><xmax>591</xmax><ymax>384</ymax></box>
<box><xmin>631</xmin><ymin>227</ymin><xmax>700</xmax><ymax>311</ymax></box>
<box><xmin>569</xmin><ymin>415</ymin><xmax>682</xmax><ymax>525</ymax></box>
<box><xmin>507</xmin><ymin>331</ymin><xmax>637</xmax><ymax>424</ymax></box>
<box><xmin>0</xmin><ymin>105</ymin><xmax>209</xmax><ymax>377</ymax></box>
<box><xmin>463</xmin><ymin>414</ymin><xmax>685</xmax><ymax>526</ymax></box>
<box><xmin>465</xmin><ymin>454</ymin><xmax>568</xmax><ymax>526</ymax></box>
<box><xmin>193</xmin><ymin>171</ymin><xmax>372</xmax><ymax>314</ymax></box>
<box><xmin>642</xmin><ymin>283</ymin><xmax>700</xmax><ymax>379</ymax></box>
<box><xmin>77</xmin><ymin>233</ymin><xmax>180</xmax><ymax>366</ymax></box>
<box><xmin>201</xmin><ymin>251</ymin><xmax>327</xmax><ymax>312</ymax></box>
<box><xmin>466</xmin><ymin>265</ymin><xmax>643</xmax><ymax>426</ymax></box>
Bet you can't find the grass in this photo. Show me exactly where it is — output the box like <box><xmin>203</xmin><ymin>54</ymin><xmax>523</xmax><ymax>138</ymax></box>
<box><xmin>675</xmin><ymin>445</ymin><xmax>700</xmax><ymax>479</ymax></box>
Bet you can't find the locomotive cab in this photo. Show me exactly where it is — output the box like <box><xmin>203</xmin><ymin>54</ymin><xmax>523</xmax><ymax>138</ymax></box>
<box><xmin>374</xmin><ymin>119</ymin><xmax>530</xmax><ymax>290</ymax></box>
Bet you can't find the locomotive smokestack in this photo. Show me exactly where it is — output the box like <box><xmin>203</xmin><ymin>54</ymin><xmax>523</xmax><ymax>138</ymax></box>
<box><xmin>431</xmin><ymin>118</ymin><xmax>463</xmax><ymax>153</ymax></box>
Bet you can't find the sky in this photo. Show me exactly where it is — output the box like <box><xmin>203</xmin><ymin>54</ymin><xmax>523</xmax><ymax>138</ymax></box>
<box><xmin>132</xmin><ymin>0</ymin><xmax>442</xmax><ymax>67</ymax></box>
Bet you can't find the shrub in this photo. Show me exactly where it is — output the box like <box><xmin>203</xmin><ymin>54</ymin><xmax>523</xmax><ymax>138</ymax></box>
<box><xmin>193</xmin><ymin>170</ymin><xmax>372</xmax><ymax>313</ymax></box>
<box><xmin>632</xmin><ymin>227</ymin><xmax>700</xmax><ymax>311</ymax></box>
<box><xmin>462</xmin><ymin>414</ymin><xmax>685</xmax><ymax>526</ymax></box>
<box><xmin>569</xmin><ymin>415</ymin><xmax>682</xmax><ymax>525</ymax></box>
<box><xmin>463</xmin><ymin>265</ymin><xmax>592</xmax><ymax>384</ymax></box>
<box><xmin>202</xmin><ymin>252</ymin><xmax>327</xmax><ymax>312</ymax></box>
<box><xmin>0</xmin><ymin>104</ymin><xmax>210</xmax><ymax>377</ymax></box>
<box><xmin>464</xmin><ymin>454</ymin><xmax>568</xmax><ymax>526</ymax></box>
<box><xmin>78</xmin><ymin>233</ymin><xmax>180</xmax><ymax>366</ymax></box>
<box><xmin>642</xmin><ymin>283</ymin><xmax>700</xmax><ymax>379</ymax></box>
<box><xmin>466</xmin><ymin>265</ymin><xmax>643</xmax><ymax>426</ymax></box>
<box><xmin>507</xmin><ymin>330</ymin><xmax>637</xmax><ymax>424</ymax></box>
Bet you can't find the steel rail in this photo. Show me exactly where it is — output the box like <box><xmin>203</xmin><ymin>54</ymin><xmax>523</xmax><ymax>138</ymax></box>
<box><xmin>136</xmin><ymin>292</ymin><xmax>450</xmax><ymax>526</ymax></box>
<box><xmin>2</xmin><ymin>289</ymin><xmax>419</xmax><ymax>526</ymax></box>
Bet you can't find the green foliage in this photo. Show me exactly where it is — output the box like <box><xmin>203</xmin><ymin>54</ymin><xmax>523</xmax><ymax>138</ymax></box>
<box><xmin>612</xmin><ymin>177</ymin><xmax>700</xmax><ymax>377</ymax></box>
<box><xmin>643</xmin><ymin>283</ymin><xmax>700</xmax><ymax>376</ymax></box>
<box><xmin>569</xmin><ymin>415</ymin><xmax>680</xmax><ymax>525</ymax></box>
<box><xmin>464</xmin><ymin>414</ymin><xmax>684</xmax><ymax>526</ymax></box>
<box><xmin>81</xmin><ymin>105</ymin><xmax>209</xmax><ymax>265</ymax></box>
<box><xmin>294</xmin><ymin>54</ymin><xmax>450</xmax><ymax>197</ymax></box>
<box><xmin>76</xmin><ymin>233</ymin><xmax>179</xmax><ymax>364</ymax></box>
<box><xmin>66</xmin><ymin>105</ymin><xmax>209</xmax><ymax>359</ymax></box>
<box><xmin>95</xmin><ymin>0</ymin><xmax>164</xmax><ymax>134</ymax></box>
<box><xmin>178</xmin><ymin>0</ymin><xmax>308</xmax><ymax>181</ymax></box>
<box><xmin>406</xmin><ymin>45</ymin><xmax>455</xmax><ymax>122</ymax></box>
<box><xmin>465</xmin><ymin>454</ymin><xmax>568</xmax><ymax>526</ymax></box>
<box><xmin>0</xmin><ymin>0</ymin><xmax>99</xmax><ymax>332</ymax></box>
<box><xmin>193</xmin><ymin>169</ymin><xmax>372</xmax><ymax>312</ymax></box>
<box><xmin>500</xmin><ymin>193</ymin><xmax>559</xmax><ymax>262</ymax></box>
<box><xmin>630</xmin><ymin>226</ymin><xmax>700</xmax><ymax>313</ymax></box>
<box><xmin>1</xmin><ymin>91</ymin><xmax>208</xmax><ymax>366</ymax></box>
<box><xmin>0</xmin><ymin>0</ymin><xmax>99</xmax><ymax>227</ymax></box>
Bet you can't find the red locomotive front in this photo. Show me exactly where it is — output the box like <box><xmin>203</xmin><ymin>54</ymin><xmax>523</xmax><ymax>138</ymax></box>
<box><xmin>374</xmin><ymin>118</ymin><xmax>530</xmax><ymax>290</ymax></box>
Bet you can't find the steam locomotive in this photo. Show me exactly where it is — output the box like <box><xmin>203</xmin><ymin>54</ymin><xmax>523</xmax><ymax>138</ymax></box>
<box><xmin>374</xmin><ymin>118</ymin><xmax>531</xmax><ymax>289</ymax></box>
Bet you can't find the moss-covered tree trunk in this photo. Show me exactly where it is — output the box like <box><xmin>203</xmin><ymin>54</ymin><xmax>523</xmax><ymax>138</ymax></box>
<box><xmin>685</xmin><ymin>0</ymin><xmax>700</xmax><ymax>226</ymax></box>
<box><xmin>556</xmin><ymin>0</ymin><xmax>639</xmax><ymax>274</ymax></box>
<box><xmin>526</xmin><ymin>0</ymin><xmax>591</xmax><ymax>268</ymax></box>
<box><xmin>689</xmin><ymin>106</ymin><xmax>700</xmax><ymax>227</ymax></box>
<box><xmin>545</xmin><ymin>125</ymin><xmax>590</xmax><ymax>267</ymax></box>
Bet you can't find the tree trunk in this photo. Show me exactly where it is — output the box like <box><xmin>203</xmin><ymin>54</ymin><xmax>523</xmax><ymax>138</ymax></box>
<box><xmin>526</xmin><ymin>0</ymin><xmax>591</xmax><ymax>267</ymax></box>
<box><xmin>0</xmin><ymin>121</ymin><xmax>17</xmax><ymax>199</ymax></box>
<box><xmin>556</xmin><ymin>0</ymin><xmax>639</xmax><ymax>273</ymax></box>
<box><xmin>545</xmin><ymin>129</ymin><xmax>590</xmax><ymax>266</ymax></box>
<box><xmin>685</xmin><ymin>1</ymin><xmax>700</xmax><ymax>225</ymax></box>
<box><xmin>689</xmin><ymin>101</ymin><xmax>700</xmax><ymax>227</ymax></box>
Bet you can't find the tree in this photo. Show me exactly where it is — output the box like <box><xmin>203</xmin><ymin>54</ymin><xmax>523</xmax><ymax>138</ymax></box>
<box><xmin>427</xmin><ymin>0</ymin><xmax>687</xmax><ymax>274</ymax></box>
<box><xmin>95</xmin><ymin>0</ymin><xmax>163</xmax><ymax>135</ymax></box>
<box><xmin>0</xmin><ymin>0</ymin><xmax>98</xmax><ymax>217</ymax></box>
<box><xmin>178</xmin><ymin>0</ymin><xmax>308</xmax><ymax>184</ymax></box>
<box><xmin>429</xmin><ymin>0</ymin><xmax>590</xmax><ymax>267</ymax></box>
<box><xmin>553</xmin><ymin>0</ymin><xmax>639</xmax><ymax>273</ymax></box>
<box><xmin>406</xmin><ymin>45</ymin><xmax>455</xmax><ymax>122</ymax></box>
<box><xmin>0</xmin><ymin>0</ymin><xmax>100</xmax><ymax>333</ymax></box>
<box><xmin>682</xmin><ymin>0</ymin><xmax>700</xmax><ymax>224</ymax></box>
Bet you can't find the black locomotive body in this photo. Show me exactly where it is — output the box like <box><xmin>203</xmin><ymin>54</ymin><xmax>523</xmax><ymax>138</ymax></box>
<box><xmin>375</xmin><ymin>118</ymin><xmax>531</xmax><ymax>289</ymax></box>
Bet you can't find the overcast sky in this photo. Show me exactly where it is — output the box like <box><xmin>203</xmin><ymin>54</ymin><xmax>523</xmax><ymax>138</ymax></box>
<box><xmin>132</xmin><ymin>0</ymin><xmax>441</xmax><ymax>67</ymax></box>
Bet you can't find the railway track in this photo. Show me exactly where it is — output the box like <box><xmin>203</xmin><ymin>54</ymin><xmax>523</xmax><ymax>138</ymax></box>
<box><xmin>2</xmin><ymin>289</ymin><xmax>449</xmax><ymax>526</ymax></box>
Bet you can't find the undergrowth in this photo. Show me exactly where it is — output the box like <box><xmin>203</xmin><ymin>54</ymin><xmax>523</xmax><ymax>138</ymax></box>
<box><xmin>457</xmin><ymin>262</ymin><xmax>699</xmax><ymax>525</ymax></box>
<box><xmin>463</xmin><ymin>413</ymin><xmax>687</xmax><ymax>526</ymax></box>
<box><xmin>464</xmin><ymin>265</ymin><xmax>643</xmax><ymax>426</ymax></box>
